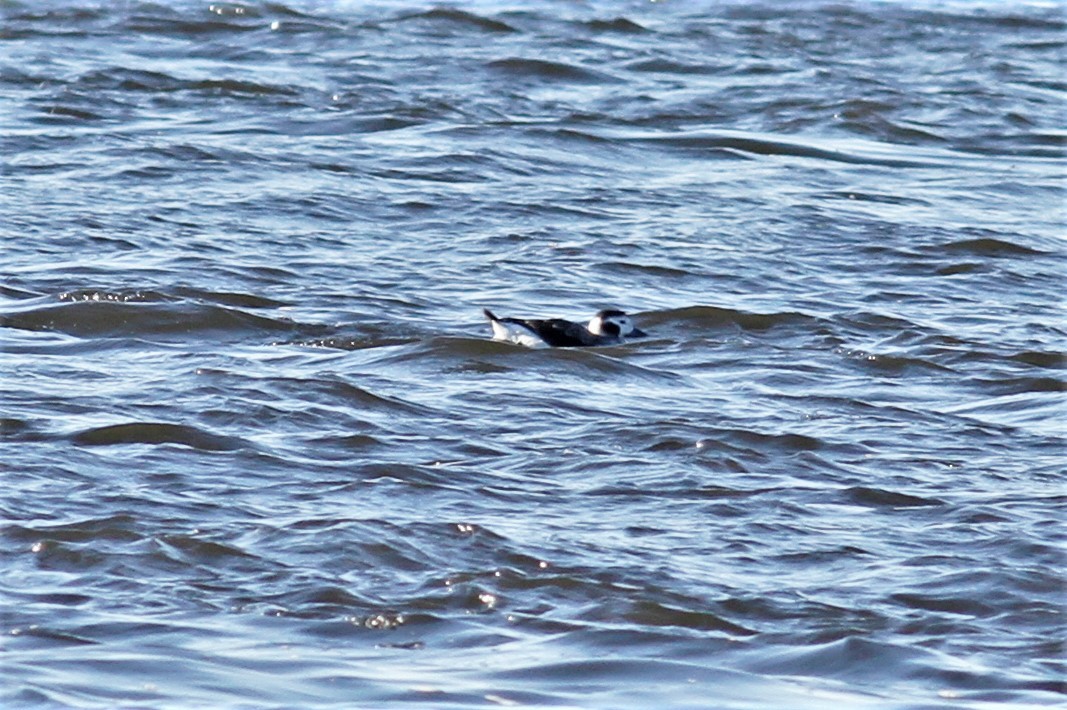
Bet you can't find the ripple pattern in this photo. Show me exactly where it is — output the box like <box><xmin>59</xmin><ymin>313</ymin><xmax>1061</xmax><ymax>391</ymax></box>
<box><xmin>2</xmin><ymin>0</ymin><xmax>1064</xmax><ymax>708</ymax></box>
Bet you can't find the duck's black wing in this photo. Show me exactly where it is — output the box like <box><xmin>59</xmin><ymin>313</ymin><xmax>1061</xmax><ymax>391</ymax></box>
<box><xmin>483</xmin><ymin>309</ymin><xmax>599</xmax><ymax>347</ymax></box>
<box><xmin>526</xmin><ymin>318</ymin><xmax>598</xmax><ymax>347</ymax></box>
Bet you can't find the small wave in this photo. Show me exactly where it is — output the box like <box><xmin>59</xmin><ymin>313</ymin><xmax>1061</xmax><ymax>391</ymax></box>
<box><xmin>397</xmin><ymin>8</ymin><xmax>517</xmax><ymax>34</ymax></box>
<box><xmin>157</xmin><ymin>534</ymin><xmax>259</xmax><ymax>563</ymax></box>
<box><xmin>935</xmin><ymin>237</ymin><xmax>1048</xmax><ymax>257</ymax></box>
<box><xmin>5</xmin><ymin>514</ymin><xmax>141</xmax><ymax>544</ymax></box>
<box><xmin>1008</xmin><ymin>350</ymin><xmax>1065</xmax><ymax>369</ymax></box>
<box><xmin>976</xmin><ymin>375</ymin><xmax>1065</xmax><ymax>395</ymax></box>
<box><xmin>260</xmin><ymin>586</ymin><xmax>384</xmax><ymax>620</ymax></box>
<box><xmin>0</xmin><ymin>299</ymin><xmax>310</xmax><ymax>340</ymax></box>
<box><xmin>3</xmin><ymin>625</ymin><xmax>97</xmax><ymax>646</ymax></box>
<box><xmin>170</xmin><ymin>287</ymin><xmax>290</xmax><ymax>309</ymax></box>
<box><xmin>1</xmin><ymin>6</ymin><xmax>107</xmax><ymax>26</ymax></box>
<box><xmin>188</xmin><ymin>78</ymin><xmax>299</xmax><ymax>97</ymax></box>
<box><xmin>493</xmin><ymin>658</ymin><xmax>744</xmax><ymax>688</ymax></box>
<box><xmin>38</xmin><ymin>105</ymin><xmax>105</xmax><ymax>122</ymax></box>
<box><xmin>394</xmin><ymin>336</ymin><xmax>523</xmax><ymax>362</ymax></box>
<box><xmin>0</xmin><ymin>284</ymin><xmax>40</xmax><ymax>299</ymax></box>
<box><xmin>530</xmin><ymin>346</ymin><xmax>681</xmax><ymax>381</ymax></box>
<box><xmin>57</xmin><ymin>289</ymin><xmax>171</xmax><ymax>303</ymax></box>
<box><xmin>694</xmin><ymin>427</ymin><xmax>828</xmax><ymax>455</ymax></box>
<box><xmin>843</xmin><ymin>486</ymin><xmax>944</xmax><ymax>508</ymax></box>
<box><xmin>1</xmin><ymin>417</ymin><xmax>46</xmax><ymax>442</ymax></box>
<box><xmin>487</xmin><ymin>58</ymin><xmax>621</xmax><ymax>84</ymax></box>
<box><xmin>921</xmin><ymin>8</ymin><xmax>1066</xmax><ymax>33</ymax></box>
<box><xmin>372</xmin><ymin>336</ymin><xmax>681</xmax><ymax>384</ymax></box>
<box><xmin>595</xmin><ymin>261</ymin><xmax>694</xmax><ymax>279</ymax></box>
<box><xmin>772</xmin><ymin>546</ymin><xmax>872</xmax><ymax>564</ymax></box>
<box><xmin>58</xmin><ymin>64</ymin><xmax>298</xmax><ymax>100</ymax></box>
<box><xmin>889</xmin><ymin>592</ymin><xmax>996</xmax><ymax>617</ymax></box>
<box><xmin>123</xmin><ymin>14</ymin><xmax>261</xmax><ymax>37</ymax></box>
<box><xmin>308</xmin><ymin>433</ymin><xmax>387</xmax><ymax>451</ymax></box>
<box><xmin>742</xmin><ymin>636</ymin><xmax>919</xmax><ymax>681</ymax></box>
<box><xmin>142</xmin><ymin>142</ymin><xmax>260</xmax><ymax>165</ymax></box>
<box><xmin>625</xmin><ymin>58</ymin><xmax>721</xmax><ymax>75</ymax></box>
<box><xmin>296</xmin><ymin>335</ymin><xmax>414</xmax><ymax>351</ymax></box>
<box><xmin>268</xmin><ymin>375</ymin><xmax>436</xmax><ymax>415</ymax></box>
<box><xmin>70</xmin><ymin>67</ymin><xmax>183</xmax><ymax>92</ymax></box>
<box><xmin>584</xmin><ymin>18</ymin><xmax>647</xmax><ymax>34</ymax></box>
<box><xmin>71</xmin><ymin>422</ymin><xmax>248</xmax><ymax>451</ymax></box>
<box><xmin>935</xmin><ymin>262</ymin><xmax>988</xmax><ymax>276</ymax></box>
<box><xmin>625</xmin><ymin>600</ymin><xmax>757</xmax><ymax>636</ymax></box>
<box><xmin>119</xmin><ymin>3</ymin><xmax>343</xmax><ymax>37</ymax></box>
<box><xmin>838</xmin><ymin>348</ymin><xmax>955</xmax><ymax>374</ymax></box>
<box><xmin>835</xmin><ymin>309</ymin><xmax>918</xmax><ymax>333</ymax></box>
<box><xmin>939</xmin><ymin>391</ymin><xmax>1063</xmax><ymax>435</ymax></box>
<box><xmin>538</xmin><ymin>127</ymin><xmax>615</xmax><ymax>145</ymax></box>
<box><xmin>624</xmin><ymin>130</ymin><xmax>934</xmax><ymax>167</ymax></box>
<box><xmin>816</xmin><ymin>190</ymin><xmax>932</xmax><ymax>206</ymax></box>
<box><xmin>640</xmin><ymin>305</ymin><xmax>816</xmax><ymax>332</ymax></box>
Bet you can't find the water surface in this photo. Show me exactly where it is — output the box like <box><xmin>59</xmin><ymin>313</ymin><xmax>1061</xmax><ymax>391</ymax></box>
<box><xmin>2</xmin><ymin>0</ymin><xmax>1065</xmax><ymax>707</ymax></box>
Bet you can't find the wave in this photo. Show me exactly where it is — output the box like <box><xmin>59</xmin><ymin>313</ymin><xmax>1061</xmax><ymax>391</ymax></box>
<box><xmin>487</xmin><ymin>58</ymin><xmax>622</xmax><ymax>84</ymax></box>
<box><xmin>625</xmin><ymin>58</ymin><xmax>721</xmax><ymax>75</ymax></box>
<box><xmin>156</xmin><ymin>533</ymin><xmax>261</xmax><ymax>563</ymax></box>
<box><xmin>583</xmin><ymin>18</ymin><xmax>647</xmax><ymax>34</ymax></box>
<box><xmin>639</xmin><ymin>305</ymin><xmax>818</xmax><ymax>332</ymax></box>
<box><xmin>355</xmin><ymin>335</ymin><xmax>683</xmax><ymax>383</ymax></box>
<box><xmin>1008</xmin><ymin>350</ymin><xmax>1065</xmax><ymax>369</ymax></box>
<box><xmin>262</xmin><ymin>375</ymin><xmax>436</xmax><ymax>415</ymax></box>
<box><xmin>744</xmin><ymin>634</ymin><xmax>1064</xmax><ymax>697</ymax></box>
<box><xmin>975</xmin><ymin>375</ymin><xmax>1065</xmax><ymax>395</ymax></box>
<box><xmin>934</xmin><ymin>237</ymin><xmax>1050</xmax><ymax>257</ymax></box>
<box><xmin>623</xmin><ymin>600</ymin><xmax>757</xmax><ymax>635</ymax></box>
<box><xmin>837</xmin><ymin>347</ymin><xmax>956</xmax><ymax>374</ymax></box>
<box><xmin>395</xmin><ymin>8</ymin><xmax>517</xmax><ymax>34</ymax></box>
<box><xmin>5</xmin><ymin>513</ymin><xmax>141</xmax><ymax>544</ymax></box>
<box><xmin>0</xmin><ymin>297</ymin><xmax>317</xmax><ymax>340</ymax></box>
<box><xmin>32</xmin><ymin>65</ymin><xmax>301</xmax><ymax>104</ymax></box>
<box><xmin>843</xmin><ymin>486</ymin><xmax>944</xmax><ymax>508</ymax></box>
<box><xmin>71</xmin><ymin>422</ymin><xmax>249</xmax><ymax>451</ymax></box>
<box><xmin>617</xmin><ymin>129</ymin><xmax>937</xmax><ymax>167</ymax></box>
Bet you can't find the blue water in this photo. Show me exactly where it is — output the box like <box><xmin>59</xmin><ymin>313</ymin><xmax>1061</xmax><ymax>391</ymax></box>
<box><xmin>2</xmin><ymin>1</ymin><xmax>1064</xmax><ymax>707</ymax></box>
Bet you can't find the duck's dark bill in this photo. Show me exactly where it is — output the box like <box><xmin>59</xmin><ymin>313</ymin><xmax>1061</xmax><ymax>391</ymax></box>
<box><xmin>630</xmin><ymin>328</ymin><xmax>649</xmax><ymax>338</ymax></box>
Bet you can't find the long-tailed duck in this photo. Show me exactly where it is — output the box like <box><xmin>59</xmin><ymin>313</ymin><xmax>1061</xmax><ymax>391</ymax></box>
<box><xmin>483</xmin><ymin>308</ymin><xmax>647</xmax><ymax>348</ymax></box>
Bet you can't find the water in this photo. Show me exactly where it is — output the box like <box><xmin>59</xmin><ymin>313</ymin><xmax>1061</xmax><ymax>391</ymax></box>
<box><xmin>2</xmin><ymin>0</ymin><xmax>1065</xmax><ymax>707</ymax></box>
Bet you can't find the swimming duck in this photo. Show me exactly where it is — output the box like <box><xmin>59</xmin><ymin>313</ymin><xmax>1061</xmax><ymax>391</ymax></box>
<box><xmin>483</xmin><ymin>308</ymin><xmax>647</xmax><ymax>348</ymax></box>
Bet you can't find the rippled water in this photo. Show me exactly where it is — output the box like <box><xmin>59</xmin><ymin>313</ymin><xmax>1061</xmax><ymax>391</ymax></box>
<box><xmin>2</xmin><ymin>0</ymin><xmax>1065</xmax><ymax>707</ymax></box>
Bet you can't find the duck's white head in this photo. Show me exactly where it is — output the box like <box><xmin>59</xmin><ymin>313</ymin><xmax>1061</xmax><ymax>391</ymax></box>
<box><xmin>587</xmin><ymin>309</ymin><xmax>647</xmax><ymax>339</ymax></box>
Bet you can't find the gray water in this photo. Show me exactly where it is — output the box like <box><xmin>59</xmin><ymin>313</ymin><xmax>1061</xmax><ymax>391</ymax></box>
<box><xmin>2</xmin><ymin>0</ymin><xmax>1065</xmax><ymax>707</ymax></box>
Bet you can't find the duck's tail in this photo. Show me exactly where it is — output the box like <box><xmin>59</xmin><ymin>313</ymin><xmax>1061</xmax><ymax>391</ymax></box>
<box><xmin>483</xmin><ymin>308</ymin><xmax>499</xmax><ymax>322</ymax></box>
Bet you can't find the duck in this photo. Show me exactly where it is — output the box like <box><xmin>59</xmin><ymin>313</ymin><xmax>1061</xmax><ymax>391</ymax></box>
<box><xmin>483</xmin><ymin>308</ymin><xmax>647</xmax><ymax>348</ymax></box>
